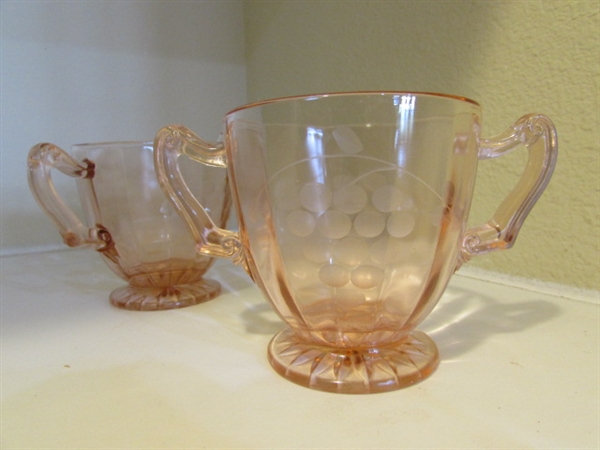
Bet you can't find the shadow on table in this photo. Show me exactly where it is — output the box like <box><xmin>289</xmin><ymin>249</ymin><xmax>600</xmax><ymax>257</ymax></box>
<box><xmin>422</xmin><ymin>283</ymin><xmax>562</xmax><ymax>360</ymax></box>
<box><xmin>239</xmin><ymin>302</ymin><xmax>285</xmax><ymax>336</ymax></box>
<box><xmin>238</xmin><ymin>281</ymin><xmax>562</xmax><ymax>362</ymax></box>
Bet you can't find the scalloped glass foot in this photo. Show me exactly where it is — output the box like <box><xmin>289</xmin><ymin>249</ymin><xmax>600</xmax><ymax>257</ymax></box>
<box><xmin>267</xmin><ymin>328</ymin><xmax>439</xmax><ymax>394</ymax></box>
<box><xmin>109</xmin><ymin>278</ymin><xmax>221</xmax><ymax>311</ymax></box>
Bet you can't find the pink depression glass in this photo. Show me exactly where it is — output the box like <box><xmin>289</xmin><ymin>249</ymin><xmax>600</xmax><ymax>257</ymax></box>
<box><xmin>27</xmin><ymin>141</ymin><xmax>230</xmax><ymax>310</ymax></box>
<box><xmin>154</xmin><ymin>92</ymin><xmax>557</xmax><ymax>393</ymax></box>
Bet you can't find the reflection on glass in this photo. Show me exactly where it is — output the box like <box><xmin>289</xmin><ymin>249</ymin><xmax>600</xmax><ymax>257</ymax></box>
<box><xmin>394</xmin><ymin>94</ymin><xmax>415</xmax><ymax>167</ymax></box>
<box><xmin>306</xmin><ymin>126</ymin><xmax>325</xmax><ymax>183</ymax></box>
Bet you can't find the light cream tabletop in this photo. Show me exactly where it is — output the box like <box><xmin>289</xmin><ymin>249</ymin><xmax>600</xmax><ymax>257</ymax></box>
<box><xmin>1</xmin><ymin>249</ymin><xmax>598</xmax><ymax>449</ymax></box>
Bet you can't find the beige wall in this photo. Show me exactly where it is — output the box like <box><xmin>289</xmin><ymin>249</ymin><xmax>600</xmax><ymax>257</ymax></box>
<box><xmin>244</xmin><ymin>0</ymin><xmax>599</xmax><ymax>290</ymax></box>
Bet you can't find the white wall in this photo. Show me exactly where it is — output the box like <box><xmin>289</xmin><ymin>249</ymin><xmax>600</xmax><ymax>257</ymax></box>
<box><xmin>1</xmin><ymin>1</ymin><xmax>247</xmax><ymax>255</ymax></box>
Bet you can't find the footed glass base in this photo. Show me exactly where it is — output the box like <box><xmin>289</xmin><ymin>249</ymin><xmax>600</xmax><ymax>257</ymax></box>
<box><xmin>109</xmin><ymin>278</ymin><xmax>221</xmax><ymax>311</ymax></box>
<box><xmin>267</xmin><ymin>328</ymin><xmax>439</xmax><ymax>394</ymax></box>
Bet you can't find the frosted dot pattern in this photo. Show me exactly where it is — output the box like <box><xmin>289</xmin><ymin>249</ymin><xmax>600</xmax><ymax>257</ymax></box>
<box><xmin>317</xmin><ymin>210</ymin><xmax>352</xmax><ymax>239</ymax></box>
<box><xmin>354</xmin><ymin>210</ymin><xmax>386</xmax><ymax>237</ymax></box>
<box><xmin>333</xmin><ymin>184</ymin><xmax>368</xmax><ymax>214</ymax></box>
<box><xmin>286</xmin><ymin>210</ymin><xmax>316</xmax><ymax>237</ymax></box>
<box><xmin>387</xmin><ymin>211</ymin><xmax>416</xmax><ymax>238</ymax></box>
<box><xmin>333</xmin><ymin>126</ymin><xmax>364</xmax><ymax>155</ymax></box>
<box><xmin>271</xmin><ymin>126</ymin><xmax>447</xmax><ymax>300</ymax></box>
<box><xmin>319</xmin><ymin>264</ymin><xmax>350</xmax><ymax>287</ymax></box>
<box><xmin>372</xmin><ymin>185</ymin><xmax>412</xmax><ymax>212</ymax></box>
<box><xmin>351</xmin><ymin>265</ymin><xmax>384</xmax><ymax>289</ymax></box>
<box><xmin>300</xmin><ymin>182</ymin><xmax>332</xmax><ymax>213</ymax></box>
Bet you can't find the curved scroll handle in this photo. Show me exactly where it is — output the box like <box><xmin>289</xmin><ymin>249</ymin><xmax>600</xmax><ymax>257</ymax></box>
<box><xmin>460</xmin><ymin>114</ymin><xmax>558</xmax><ymax>263</ymax></box>
<box><xmin>153</xmin><ymin>125</ymin><xmax>247</xmax><ymax>270</ymax></box>
<box><xmin>27</xmin><ymin>143</ymin><xmax>110</xmax><ymax>249</ymax></box>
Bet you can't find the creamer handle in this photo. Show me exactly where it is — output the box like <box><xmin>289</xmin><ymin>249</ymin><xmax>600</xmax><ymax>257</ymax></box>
<box><xmin>154</xmin><ymin>125</ymin><xmax>246</xmax><ymax>268</ymax></box>
<box><xmin>459</xmin><ymin>114</ymin><xmax>557</xmax><ymax>265</ymax></box>
<box><xmin>27</xmin><ymin>143</ymin><xmax>109</xmax><ymax>248</ymax></box>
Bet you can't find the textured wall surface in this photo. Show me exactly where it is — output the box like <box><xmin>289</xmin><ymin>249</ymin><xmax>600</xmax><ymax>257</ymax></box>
<box><xmin>244</xmin><ymin>0</ymin><xmax>599</xmax><ymax>290</ymax></box>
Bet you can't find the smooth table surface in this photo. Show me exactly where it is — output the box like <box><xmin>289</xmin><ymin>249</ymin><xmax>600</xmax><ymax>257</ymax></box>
<box><xmin>1</xmin><ymin>249</ymin><xmax>598</xmax><ymax>449</ymax></box>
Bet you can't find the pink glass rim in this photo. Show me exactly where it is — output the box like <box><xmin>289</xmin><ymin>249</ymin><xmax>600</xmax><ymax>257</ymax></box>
<box><xmin>226</xmin><ymin>91</ymin><xmax>480</xmax><ymax>116</ymax></box>
<box><xmin>71</xmin><ymin>141</ymin><xmax>152</xmax><ymax>149</ymax></box>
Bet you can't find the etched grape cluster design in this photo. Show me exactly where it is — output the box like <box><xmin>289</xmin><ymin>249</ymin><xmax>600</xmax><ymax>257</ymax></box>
<box><xmin>270</xmin><ymin>126</ymin><xmax>445</xmax><ymax>305</ymax></box>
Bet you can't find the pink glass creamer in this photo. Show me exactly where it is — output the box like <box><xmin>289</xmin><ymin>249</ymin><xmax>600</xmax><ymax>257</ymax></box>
<box><xmin>28</xmin><ymin>141</ymin><xmax>230</xmax><ymax>310</ymax></box>
<box><xmin>154</xmin><ymin>92</ymin><xmax>557</xmax><ymax>393</ymax></box>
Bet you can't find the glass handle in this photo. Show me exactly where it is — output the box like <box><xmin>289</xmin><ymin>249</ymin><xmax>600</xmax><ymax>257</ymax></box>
<box><xmin>153</xmin><ymin>125</ymin><xmax>247</xmax><ymax>269</ymax></box>
<box><xmin>460</xmin><ymin>114</ymin><xmax>558</xmax><ymax>263</ymax></box>
<box><xmin>27</xmin><ymin>143</ymin><xmax>108</xmax><ymax>248</ymax></box>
